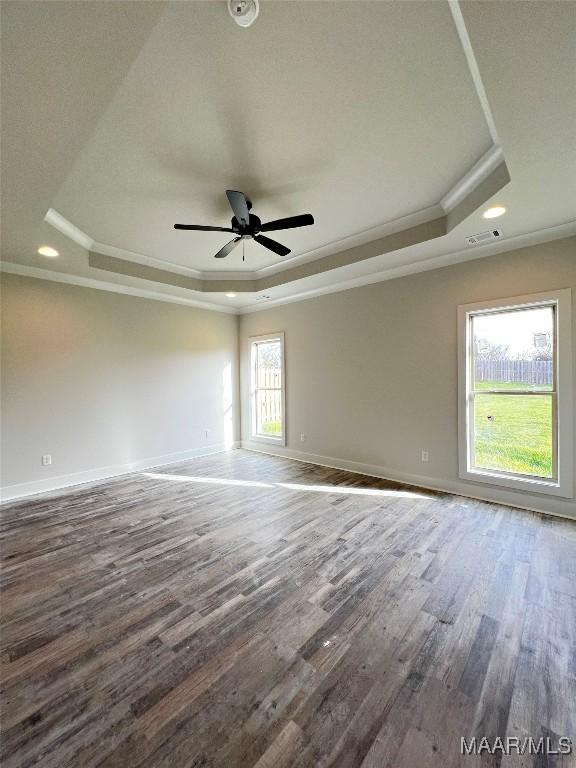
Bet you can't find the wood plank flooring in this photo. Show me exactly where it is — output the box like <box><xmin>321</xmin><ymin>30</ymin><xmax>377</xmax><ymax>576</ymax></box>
<box><xmin>1</xmin><ymin>449</ymin><xmax>575</xmax><ymax>767</ymax></box>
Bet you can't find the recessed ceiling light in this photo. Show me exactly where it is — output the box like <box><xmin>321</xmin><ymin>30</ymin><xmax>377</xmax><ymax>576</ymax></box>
<box><xmin>225</xmin><ymin>292</ymin><xmax>237</xmax><ymax>298</ymax></box>
<box><xmin>38</xmin><ymin>245</ymin><xmax>59</xmax><ymax>257</ymax></box>
<box><xmin>483</xmin><ymin>206</ymin><xmax>507</xmax><ymax>219</ymax></box>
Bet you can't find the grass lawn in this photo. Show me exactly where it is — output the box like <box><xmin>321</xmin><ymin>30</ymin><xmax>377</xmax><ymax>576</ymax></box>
<box><xmin>473</xmin><ymin>382</ymin><xmax>553</xmax><ymax>477</ymax></box>
<box><xmin>261</xmin><ymin>420</ymin><xmax>282</xmax><ymax>437</ymax></box>
<box><xmin>260</xmin><ymin>382</ymin><xmax>553</xmax><ymax>478</ymax></box>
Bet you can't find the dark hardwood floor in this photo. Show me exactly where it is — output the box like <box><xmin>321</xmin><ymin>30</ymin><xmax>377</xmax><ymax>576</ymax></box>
<box><xmin>1</xmin><ymin>449</ymin><xmax>575</xmax><ymax>767</ymax></box>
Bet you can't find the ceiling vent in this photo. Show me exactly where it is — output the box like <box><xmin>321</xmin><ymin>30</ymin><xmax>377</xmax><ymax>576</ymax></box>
<box><xmin>465</xmin><ymin>229</ymin><xmax>503</xmax><ymax>246</ymax></box>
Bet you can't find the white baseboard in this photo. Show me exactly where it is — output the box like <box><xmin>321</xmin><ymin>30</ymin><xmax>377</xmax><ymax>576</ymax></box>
<box><xmin>4</xmin><ymin>441</ymin><xmax>574</xmax><ymax>522</ymax></box>
<box><xmin>0</xmin><ymin>443</ymin><xmax>240</xmax><ymax>503</ymax></box>
<box><xmin>241</xmin><ymin>441</ymin><xmax>576</xmax><ymax>522</ymax></box>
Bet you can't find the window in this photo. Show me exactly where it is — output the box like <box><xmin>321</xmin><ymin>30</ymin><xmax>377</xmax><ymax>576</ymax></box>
<box><xmin>249</xmin><ymin>332</ymin><xmax>285</xmax><ymax>445</ymax></box>
<box><xmin>458</xmin><ymin>290</ymin><xmax>572</xmax><ymax>497</ymax></box>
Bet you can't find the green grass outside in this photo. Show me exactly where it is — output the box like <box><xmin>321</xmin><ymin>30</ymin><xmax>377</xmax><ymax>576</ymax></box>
<box><xmin>473</xmin><ymin>391</ymin><xmax>553</xmax><ymax>477</ymax></box>
<box><xmin>261</xmin><ymin>420</ymin><xmax>282</xmax><ymax>436</ymax></box>
<box><xmin>259</xmin><ymin>380</ymin><xmax>553</xmax><ymax>478</ymax></box>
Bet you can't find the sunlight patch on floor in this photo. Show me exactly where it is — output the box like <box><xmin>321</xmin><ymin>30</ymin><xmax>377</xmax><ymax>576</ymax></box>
<box><xmin>140</xmin><ymin>472</ymin><xmax>434</xmax><ymax>500</ymax></box>
<box><xmin>277</xmin><ymin>482</ymin><xmax>430</xmax><ymax>499</ymax></box>
<box><xmin>141</xmin><ymin>473</ymin><xmax>273</xmax><ymax>488</ymax></box>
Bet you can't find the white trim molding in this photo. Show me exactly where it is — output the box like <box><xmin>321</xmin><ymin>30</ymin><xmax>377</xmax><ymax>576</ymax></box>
<box><xmin>448</xmin><ymin>0</ymin><xmax>500</xmax><ymax>145</ymax></box>
<box><xmin>44</xmin><ymin>141</ymin><xmax>509</xmax><ymax>288</ymax></box>
<box><xmin>0</xmin><ymin>444</ymin><xmax>239</xmax><ymax>502</ymax></box>
<box><xmin>91</xmin><ymin>241</ymin><xmax>203</xmax><ymax>279</ymax></box>
<box><xmin>0</xmin><ymin>262</ymin><xmax>237</xmax><ymax>314</ymax></box>
<box><xmin>240</xmin><ymin>442</ymin><xmax>576</xmax><ymax>521</ymax></box>
<box><xmin>239</xmin><ymin>224</ymin><xmax>576</xmax><ymax>314</ymax></box>
<box><xmin>37</xmin><ymin>4</ymin><xmax>507</xmax><ymax>297</ymax></box>
<box><xmin>257</xmin><ymin>204</ymin><xmax>444</xmax><ymax>276</ymax></box>
<box><xmin>44</xmin><ymin>208</ymin><xmax>95</xmax><ymax>250</ymax></box>
<box><xmin>440</xmin><ymin>145</ymin><xmax>504</xmax><ymax>213</ymax></box>
<box><xmin>248</xmin><ymin>331</ymin><xmax>286</xmax><ymax>447</ymax></box>
<box><xmin>5</xmin><ymin>227</ymin><xmax>575</xmax><ymax>318</ymax></box>
<box><xmin>457</xmin><ymin>289</ymin><xmax>573</xmax><ymax>499</ymax></box>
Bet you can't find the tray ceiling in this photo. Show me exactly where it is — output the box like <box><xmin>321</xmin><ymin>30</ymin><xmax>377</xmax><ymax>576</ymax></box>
<box><xmin>52</xmin><ymin>0</ymin><xmax>493</xmax><ymax>273</ymax></box>
<box><xmin>1</xmin><ymin>0</ymin><xmax>575</xmax><ymax>310</ymax></box>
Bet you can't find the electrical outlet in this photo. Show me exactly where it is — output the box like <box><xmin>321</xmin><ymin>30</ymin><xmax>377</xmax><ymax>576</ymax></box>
<box><xmin>300</xmin><ymin>433</ymin><xmax>307</xmax><ymax>442</ymax></box>
<box><xmin>421</xmin><ymin>450</ymin><xmax>429</xmax><ymax>463</ymax></box>
<box><xmin>42</xmin><ymin>454</ymin><xmax>52</xmax><ymax>466</ymax></box>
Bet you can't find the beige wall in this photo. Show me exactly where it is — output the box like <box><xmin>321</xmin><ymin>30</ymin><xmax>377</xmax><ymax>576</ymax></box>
<box><xmin>2</xmin><ymin>237</ymin><xmax>575</xmax><ymax>516</ymax></box>
<box><xmin>1</xmin><ymin>274</ymin><xmax>239</xmax><ymax>494</ymax></box>
<box><xmin>240</xmin><ymin>236</ymin><xmax>576</xmax><ymax>519</ymax></box>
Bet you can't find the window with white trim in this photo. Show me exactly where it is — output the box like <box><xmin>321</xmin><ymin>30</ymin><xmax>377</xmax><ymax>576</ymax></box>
<box><xmin>458</xmin><ymin>290</ymin><xmax>573</xmax><ymax>497</ymax></box>
<box><xmin>249</xmin><ymin>333</ymin><xmax>285</xmax><ymax>445</ymax></box>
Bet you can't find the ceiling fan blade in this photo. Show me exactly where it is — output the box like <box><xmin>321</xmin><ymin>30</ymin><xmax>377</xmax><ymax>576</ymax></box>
<box><xmin>214</xmin><ymin>237</ymin><xmax>241</xmax><ymax>259</ymax></box>
<box><xmin>254</xmin><ymin>234</ymin><xmax>291</xmax><ymax>257</ymax></box>
<box><xmin>259</xmin><ymin>214</ymin><xmax>314</xmax><ymax>232</ymax></box>
<box><xmin>174</xmin><ymin>224</ymin><xmax>235</xmax><ymax>232</ymax></box>
<box><xmin>226</xmin><ymin>190</ymin><xmax>250</xmax><ymax>229</ymax></box>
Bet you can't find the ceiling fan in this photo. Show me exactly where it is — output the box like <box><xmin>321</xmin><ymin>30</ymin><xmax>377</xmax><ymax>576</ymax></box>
<box><xmin>174</xmin><ymin>190</ymin><xmax>314</xmax><ymax>259</ymax></box>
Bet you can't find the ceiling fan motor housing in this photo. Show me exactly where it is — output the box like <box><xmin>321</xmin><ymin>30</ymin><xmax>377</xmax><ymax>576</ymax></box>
<box><xmin>174</xmin><ymin>189</ymin><xmax>314</xmax><ymax>259</ymax></box>
<box><xmin>232</xmin><ymin>213</ymin><xmax>261</xmax><ymax>235</ymax></box>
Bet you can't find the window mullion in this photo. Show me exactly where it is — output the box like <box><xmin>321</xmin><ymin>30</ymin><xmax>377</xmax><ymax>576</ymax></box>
<box><xmin>471</xmin><ymin>389</ymin><xmax>557</xmax><ymax>395</ymax></box>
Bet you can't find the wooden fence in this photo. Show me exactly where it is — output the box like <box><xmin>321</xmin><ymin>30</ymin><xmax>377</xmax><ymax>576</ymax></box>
<box><xmin>256</xmin><ymin>367</ymin><xmax>282</xmax><ymax>434</ymax></box>
<box><xmin>475</xmin><ymin>359</ymin><xmax>552</xmax><ymax>386</ymax></box>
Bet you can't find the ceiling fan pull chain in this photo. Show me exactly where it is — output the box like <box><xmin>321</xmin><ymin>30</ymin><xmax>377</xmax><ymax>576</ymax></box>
<box><xmin>243</xmin><ymin>239</ymin><xmax>245</xmax><ymax>262</ymax></box>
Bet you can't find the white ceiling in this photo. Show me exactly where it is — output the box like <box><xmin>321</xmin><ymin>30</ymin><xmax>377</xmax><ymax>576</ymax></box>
<box><xmin>50</xmin><ymin>1</ymin><xmax>492</xmax><ymax>273</ymax></box>
<box><xmin>1</xmin><ymin>0</ymin><xmax>575</xmax><ymax>311</ymax></box>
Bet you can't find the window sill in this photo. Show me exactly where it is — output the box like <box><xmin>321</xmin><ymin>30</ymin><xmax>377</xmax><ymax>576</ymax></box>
<box><xmin>249</xmin><ymin>433</ymin><xmax>286</xmax><ymax>447</ymax></box>
<box><xmin>459</xmin><ymin>467</ymin><xmax>571</xmax><ymax>498</ymax></box>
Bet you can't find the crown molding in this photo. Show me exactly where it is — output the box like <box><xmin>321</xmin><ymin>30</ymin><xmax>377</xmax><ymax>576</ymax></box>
<box><xmin>44</xmin><ymin>208</ymin><xmax>95</xmax><ymax>249</ymax></box>
<box><xmin>238</xmin><ymin>221</ymin><xmax>576</xmax><ymax>314</ymax></box>
<box><xmin>33</xmin><ymin>0</ymin><xmax>512</xmax><ymax>303</ymax></box>
<box><xmin>46</xmin><ymin>210</ymin><xmax>207</xmax><ymax>279</ymax></box>
<box><xmin>257</xmin><ymin>204</ymin><xmax>445</xmax><ymax>277</ymax></box>
<box><xmin>91</xmin><ymin>241</ymin><xmax>204</xmax><ymax>279</ymax></box>
<box><xmin>0</xmin><ymin>262</ymin><xmax>238</xmax><ymax>314</ymax></box>
<box><xmin>446</xmin><ymin>156</ymin><xmax>510</xmax><ymax>231</ymax></box>
<box><xmin>6</xmin><ymin>221</ymin><xmax>573</xmax><ymax>317</ymax></box>
<box><xmin>201</xmin><ymin>269</ymin><xmax>258</xmax><ymax>281</ymax></box>
<box><xmin>46</xmin><ymin>209</ymin><xmax>261</xmax><ymax>280</ymax></box>
<box><xmin>448</xmin><ymin>0</ymin><xmax>500</xmax><ymax>146</ymax></box>
<box><xmin>88</xmin><ymin>216</ymin><xmax>449</xmax><ymax>294</ymax></box>
<box><xmin>45</xmin><ymin>138</ymin><xmax>508</xmax><ymax>290</ymax></box>
<box><xmin>69</xmin><ymin>147</ymin><xmax>510</xmax><ymax>296</ymax></box>
<box><xmin>440</xmin><ymin>144</ymin><xmax>503</xmax><ymax>213</ymax></box>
